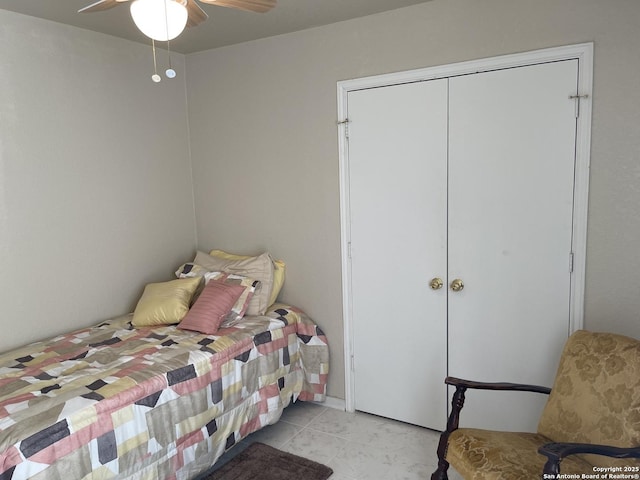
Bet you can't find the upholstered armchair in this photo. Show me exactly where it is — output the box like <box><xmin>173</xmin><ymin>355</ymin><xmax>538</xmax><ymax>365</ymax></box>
<box><xmin>431</xmin><ymin>330</ymin><xmax>640</xmax><ymax>479</ymax></box>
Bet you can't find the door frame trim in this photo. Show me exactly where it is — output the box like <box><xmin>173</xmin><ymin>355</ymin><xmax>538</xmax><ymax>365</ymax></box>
<box><xmin>337</xmin><ymin>43</ymin><xmax>593</xmax><ymax>413</ymax></box>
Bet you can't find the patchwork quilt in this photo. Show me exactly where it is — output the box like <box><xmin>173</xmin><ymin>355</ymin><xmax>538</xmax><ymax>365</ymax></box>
<box><xmin>0</xmin><ymin>304</ymin><xmax>329</xmax><ymax>480</ymax></box>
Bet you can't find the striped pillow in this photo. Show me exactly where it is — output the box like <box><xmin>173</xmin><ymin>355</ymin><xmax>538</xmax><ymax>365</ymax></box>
<box><xmin>178</xmin><ymin>280</ymin><xmax>245</xmax><ymax>335</ymax></box>
<box><xmin>176</xmin><ymin>264</ymin><xmax>260</xmax><ymax>321</ymax></box>
<box><xmin>204</xmin><ymin>272</ymin><xmax>259</xmax><ymax>323</ymax></box>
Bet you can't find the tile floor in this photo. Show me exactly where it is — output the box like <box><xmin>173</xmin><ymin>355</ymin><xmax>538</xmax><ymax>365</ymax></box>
<box><xmin>213</xmin><ymin>401</ymin><xmax>464</xmax><ymax>480</ymax></box>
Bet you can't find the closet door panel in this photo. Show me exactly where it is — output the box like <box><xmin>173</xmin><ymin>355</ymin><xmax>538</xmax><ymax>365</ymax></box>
<box><xmin>348</xmin><ymin>80</ymin><xmax>448</xmax><ymax>429</ymax></box>
<box><xmin>448</xmin><ymin>60</ymin><xmax>579</xmax><ymax>431</ymax></box>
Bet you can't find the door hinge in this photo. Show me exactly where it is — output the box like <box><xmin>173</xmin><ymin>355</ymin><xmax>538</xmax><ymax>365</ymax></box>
<box><xmin>338</xmin><ymin>118</ymin><xmax>350</xmax><ymax>139</ymax></box>
<box><xmin>569</xmin><ymin>252</ymin><xmax>574</xmax><ymax>273</ymax></box>
<box><xmin>350</xmin><ymin>354</ymin><xmax>355</xmax><ymax>372</ymax></box>
<box><xmin>569</xmin><ymin>94</ymin><xmax>589</xmax><ymax>118</ymax></box>
<box><xmin>347</xmin><ymin>241</ymin><xmax>352</xmax><ymax>259</ymax></box>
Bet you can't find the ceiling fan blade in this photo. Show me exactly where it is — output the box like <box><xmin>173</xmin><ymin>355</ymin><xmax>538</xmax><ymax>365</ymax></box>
<box><xmin>197</xmin><ymin>0</ymin><xmax>276</xmax><ymax>14</ymax></box>
<box><xmin>78</xmin><ymin>0</ymin><xmax>130</xmax><ymax>13</ymax></box>
<box><xmin>186</xmin><ymin>0</ymin><xmax>209</xmax><ymax>27</ymax></box>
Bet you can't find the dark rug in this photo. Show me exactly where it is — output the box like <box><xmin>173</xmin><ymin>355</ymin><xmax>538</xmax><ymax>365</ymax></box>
<box><xmin>203</xmin><ymin>442</ymin><xmax>333</xmax><ymax>480</ymax></box>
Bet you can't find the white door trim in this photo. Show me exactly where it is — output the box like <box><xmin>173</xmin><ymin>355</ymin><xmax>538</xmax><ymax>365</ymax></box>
<box><xmin>337</xmin><ymin>43</ymin><xmax>593</xmax><ymax>413</ymax></box>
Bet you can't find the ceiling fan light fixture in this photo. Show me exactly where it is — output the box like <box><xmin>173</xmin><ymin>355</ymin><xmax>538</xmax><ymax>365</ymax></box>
<box><xmin>130</xmin><ymin>0</ymin><xmax>188</xmax><ymax>41</ymax></box>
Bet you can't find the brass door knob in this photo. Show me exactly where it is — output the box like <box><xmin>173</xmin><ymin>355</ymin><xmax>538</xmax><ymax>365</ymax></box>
<box><xmin>429</xmin><ymin>277</ymin><xmax>444</xmax><ymax>290</ymax></box>
<box><xmin>450</xmin><ymin>279</ymin><xmax>464</xmax><ymax>292</ymax></box>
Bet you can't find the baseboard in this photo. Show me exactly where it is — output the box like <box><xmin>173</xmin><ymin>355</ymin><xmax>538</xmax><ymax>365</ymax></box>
<box><xmin>312</xmin><ymin>395</ymin><xmax>345</xmax><ymax>411</ymax></box>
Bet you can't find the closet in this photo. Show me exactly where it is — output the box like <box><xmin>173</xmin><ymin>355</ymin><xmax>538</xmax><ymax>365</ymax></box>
<box><xmin>340</xmin><ymin>47</ymin><xmax>591</xmax><ymax>432</ymax></box>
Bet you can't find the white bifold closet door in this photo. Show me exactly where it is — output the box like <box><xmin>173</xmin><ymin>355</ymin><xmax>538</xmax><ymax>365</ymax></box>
<box><xmin>348</xmin><ymin>59</ymin><xmax>578</xmax><ymax>432</ymax></box>
<box><xmin>348</xmin><ymin>79</ymin><xmax>449</xmax><ymax>430</ymax></box>
<box><xmin>447</xmin><ymin>60</ymin><xmax>578</xmax><ymax>431</ymax></box>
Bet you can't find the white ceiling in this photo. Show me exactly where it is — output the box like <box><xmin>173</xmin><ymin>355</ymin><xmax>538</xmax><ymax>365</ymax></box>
<box><xmin>0</xmin><ymin>0</ymin><xmax>432</xmax><ymax>54</ymax></box>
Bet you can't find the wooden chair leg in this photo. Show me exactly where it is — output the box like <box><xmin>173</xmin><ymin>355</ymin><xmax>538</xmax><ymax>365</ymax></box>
<box><xmin>431</xmin><ymin>431</ymin><xmax>451</xmax><ymax>480</ymax></box>
<box><xmin>431</xmin><ymin>385</ymin><xmax>467</xmax><ymax>480</ymax></box>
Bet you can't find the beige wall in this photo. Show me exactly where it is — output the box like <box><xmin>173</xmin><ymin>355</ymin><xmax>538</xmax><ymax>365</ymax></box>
<box><xmin>186</xmin><ymin>0</ymin><xmax>640</xmax><ymax>399</ymax></box>
<box><xmin>0</xmin><ymin>11</ymin><xmax>196</xmax><ymax>352</ymax></box>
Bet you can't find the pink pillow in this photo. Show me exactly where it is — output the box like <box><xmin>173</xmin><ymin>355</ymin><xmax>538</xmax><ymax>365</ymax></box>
<box><xmin>178</xmin><ymin>280</ymin><xmax>246</xmax><ymax>335</ymax></box>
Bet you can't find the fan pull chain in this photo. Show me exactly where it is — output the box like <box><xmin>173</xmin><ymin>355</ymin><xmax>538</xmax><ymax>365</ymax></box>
<box><xmin>164</xmin><ymin>0</ymin><xmax>177</xmax><ymax>79</ymax></box>
<box><xmin>151</xmin><ymin>39</ymin><xmax>161</xmax><ymax>83</ymax></box>
<box><xmin>166</xmin><ymin>39</ymin><xmax>176</xmax><ymax>79</ymax></box>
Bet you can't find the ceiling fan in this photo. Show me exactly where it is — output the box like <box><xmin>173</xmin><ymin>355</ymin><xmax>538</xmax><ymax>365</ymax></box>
<box><xmin>79</xmin><ymin>0</ymin><xmax>277</xmax><ymax>36</ymax></box>
<box><xmin>79</xmin><ymin>0</ymin><xmax>276</xmax><ymax>82</ymax></box>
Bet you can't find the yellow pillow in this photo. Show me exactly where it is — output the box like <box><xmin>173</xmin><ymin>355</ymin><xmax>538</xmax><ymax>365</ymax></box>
<box><xmin>132</xmin><ymin>277</ymin><xmax>201</xmax><ymax>327</ymax></box>
<box><xmin>209</xmin><ymin>249</ymin><xmax>286</xmax><ymax>306</ymax></box>
<box><xmin>271</xmin><ymin>259</ymin><xmax>286</xmax><ymax>304</ymax></box>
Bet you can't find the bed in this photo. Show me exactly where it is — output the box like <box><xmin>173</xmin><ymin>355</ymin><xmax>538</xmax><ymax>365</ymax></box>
<box><xmin>0</xmin><ymin>303</ymin><xmax>329</xmax><ymax>479</ymax></box>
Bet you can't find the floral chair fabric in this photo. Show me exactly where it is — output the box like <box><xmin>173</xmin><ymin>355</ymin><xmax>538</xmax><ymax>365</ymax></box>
<box><xmin>446</xmin><ymin>429</ymin><xmax>591</xmax><ymax>479</ymax></box>
<box><xmin>432</xmin><ymin>330</ymin><xmax>640</xmax><ymax>479</ymax></box>
<box><xmin>537</xmin><ymin>330</ymin><xmax>640</xmax><ymax>468</ymax></box>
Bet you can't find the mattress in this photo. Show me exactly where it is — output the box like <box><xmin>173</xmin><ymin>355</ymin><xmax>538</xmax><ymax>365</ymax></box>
<box><xmin>0</xmin><ymin>304</ymin><xmax>329</xmax><ymax>479</ymax></box>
